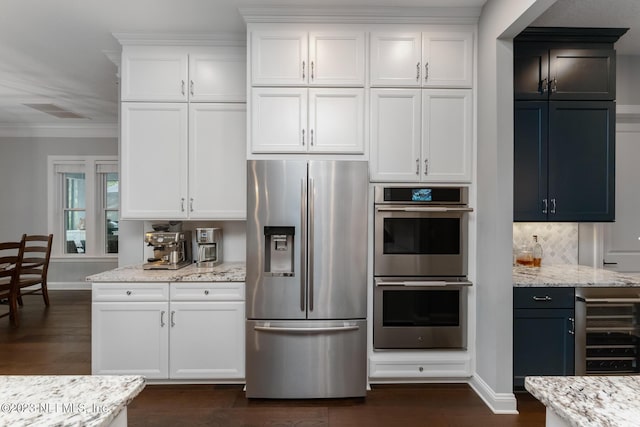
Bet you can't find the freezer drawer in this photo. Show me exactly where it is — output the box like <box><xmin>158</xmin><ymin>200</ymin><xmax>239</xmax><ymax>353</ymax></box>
<box><xmin>245</xmin><ymin>319</ymin><xmax>367</xmax><ymax>399</ymax></box>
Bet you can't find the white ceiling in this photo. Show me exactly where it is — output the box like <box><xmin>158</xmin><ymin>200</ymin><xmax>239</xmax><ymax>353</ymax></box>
<box><xmin>0</xmin><ymin>0</ymin><xmax>637</xmax><ymax>134</ymax></box>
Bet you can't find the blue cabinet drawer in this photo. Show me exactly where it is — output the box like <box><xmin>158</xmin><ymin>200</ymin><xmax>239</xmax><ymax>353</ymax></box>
<box><xmin>514</xmin><ymin>287</ymin><xmax>575</xmax><ymax>309</ymax></box>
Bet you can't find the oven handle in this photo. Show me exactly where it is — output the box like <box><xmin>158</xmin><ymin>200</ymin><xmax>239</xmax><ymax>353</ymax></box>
<box><xmin>375</xmin><ymin>207</ymin><xmax>473</xmax><ymax>213</ymax></box>
<box><xmin>376</xmin><ymin>280</ymin><xmax>473</xmax><ymax>287</ymax></box>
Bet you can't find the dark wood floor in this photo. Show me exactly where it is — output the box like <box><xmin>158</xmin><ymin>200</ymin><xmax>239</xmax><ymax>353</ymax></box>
<box><xmin>0</xmin><ymin>291</ymin><xmax>546</xmax><ymax>426</ymax></box>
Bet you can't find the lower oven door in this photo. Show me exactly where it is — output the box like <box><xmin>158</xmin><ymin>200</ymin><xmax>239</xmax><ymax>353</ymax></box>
<box><xmin>374</xmin><ymin>206</ymin><xmax>468</xmax><ymax>277</ymax></box>
<box><xmin>374</xmin><ymin>278</ymin><xmax>471</xmax><ymax>349</ymax></box>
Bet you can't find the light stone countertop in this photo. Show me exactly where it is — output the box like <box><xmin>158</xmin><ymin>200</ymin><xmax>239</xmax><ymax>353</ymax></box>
<box><xmin>86</xmin><ymin>262</ymin><xmax>246</xmax><ymax>283</ymax></box>
<box><xmin>513</xmin><ymin>264</ymin><xmax>640</xmax><ymax>287</ymax></box>
<box><xmin>0</xmin><ymin>375</ymin><xmax>145</xmax><ymax>427</ymax></box>
<box><xmin>525</xmin><ymin>375</ymin><xmax>640</xmax><ymax>427</ymax></box>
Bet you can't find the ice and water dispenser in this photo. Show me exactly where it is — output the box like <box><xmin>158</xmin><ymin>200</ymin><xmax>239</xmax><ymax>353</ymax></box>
<box><xmin>264</xmin><ymin>226</ymin><xmax>295</xmax><ymax>276</ymax></box>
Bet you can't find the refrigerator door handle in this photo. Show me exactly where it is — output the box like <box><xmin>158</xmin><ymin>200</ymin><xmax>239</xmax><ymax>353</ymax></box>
<box><xmin>300</xmin><ymin>178</ymin><xmax>307</xmax><ymax>312</ymax></box>
<box><xmin>308</xmin><ymin>177</ymin><xmax>315</xmax><ymax>312</ymax></box>
<box><xmin>254</xmin><ymin>324</ymin><xmax>360</xmax><ymax>334</ymax></box>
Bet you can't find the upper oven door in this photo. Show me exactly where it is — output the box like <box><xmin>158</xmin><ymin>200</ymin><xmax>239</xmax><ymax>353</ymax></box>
<box><xmin>374</xmin><ymin>206</ymin><xmax>469</xmax><ymax>277</ymax></box>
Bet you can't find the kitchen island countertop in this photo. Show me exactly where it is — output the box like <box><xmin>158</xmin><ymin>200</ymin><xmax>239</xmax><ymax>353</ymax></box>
<box><xmin>0</xmin><ymin>375</ymin><xmax>144</xmax><ymax>427</ymax></box>
<box><xmin>513</xmin><ymin>264</ymin><xmax>640</xmax><ymax>287</ymax></box>
<box><xmin>86</xmin><ymin>262</ymin><xmax>245</xmax><ymax>283</ymax></box>
<box><xmin>525</xmin><ymin>375</ymin><xmax>640</xmax><ymax>427</ymax></box>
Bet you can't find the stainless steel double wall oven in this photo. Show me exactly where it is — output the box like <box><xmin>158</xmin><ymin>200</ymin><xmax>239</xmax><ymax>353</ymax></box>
<box><xmin>373</xmin><ymin>186</ymin><xmax>473</xmax><ymax>349</ymax></box>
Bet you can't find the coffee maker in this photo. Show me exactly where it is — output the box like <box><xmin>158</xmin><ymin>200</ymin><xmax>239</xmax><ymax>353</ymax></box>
<box><xmin>143</xmin><ymin>230</ymin><xmax>192</xmax><ymax>270</ymax></box>
<box><xmin>193</xmin><ymin>228</ymin><xmax>222</xmax><ymax>268</ymax></box>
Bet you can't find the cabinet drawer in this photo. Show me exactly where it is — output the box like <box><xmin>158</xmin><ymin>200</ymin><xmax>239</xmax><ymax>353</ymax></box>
<box><xmin>92</xmin><ymin>282</ymin><xmax>169</xmax><ymax>302</ymax></box>
<box><xmin>170</xmin><ymin>282</ymin><xmax>245</xmax><ymax>301</ymax></box>
<box><xmin>514</xmin><ymin>287</ymin><xmax>575</xmax><ymax>309</ymax></box>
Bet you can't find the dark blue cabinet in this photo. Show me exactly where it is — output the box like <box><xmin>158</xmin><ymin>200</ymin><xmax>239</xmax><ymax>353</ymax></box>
<box><xmin>513</xmin><ymin>287</ymin><xmax>575</xmax><ymax>390</ymax></box>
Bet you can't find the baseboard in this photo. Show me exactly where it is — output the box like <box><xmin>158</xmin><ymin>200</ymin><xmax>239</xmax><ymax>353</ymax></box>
<box><xmin>468</xmin><ymin>375</ymin><xmax>518</xmax><ymax>414</ymax></box>
<box><xmin>46</xmin><ymin>282</ymin><xmax>91</xmax><ymax>291</ymax></box>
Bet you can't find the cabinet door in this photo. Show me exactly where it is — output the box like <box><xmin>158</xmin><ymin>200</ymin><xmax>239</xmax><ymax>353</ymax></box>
<box><xmin>422</xmin><ymin>32</ymin><xmax>473</xmax><ymax>88</ymax></box>
<box><xmin>514</xmin><ymin>101</ymin><xmax>549</xmax><ymax>222</ymax></box>
<box><xmin>121</xmin><ymin>47</ymin><xmax>188</xmax><ymax>102</ymax></box>
<box><xmin>121</xmin><ymin>103</ymin><xmax>188</xmax><ymax>219</ymax></box>
<box><xmin>92</xmin><ymin>302</ymin><xmax>169</xmax><ymax>379</ymax></box>
<box><xmin>189</xmin><ymin>52</ymin><xmax>246</xmax><ymax>102</ymax></box>
<box><xmin>251</xmin><ymin>88</ymin><xmax>308</xmax><ymax>153</ymax></box>
<box><xmin>251</xmin><ymin>30</ymin><xmax>308</xmax><ymax>86</ymax></box>
<box><xmin>548</xmin><ymin>101</ymin><xmax>615</xmax><ymax>221</ymax></box>
<box><xmin>189</xmin><ymin>104</ymin><xmax>247</xmax><ymax>219</ymax></box>
<box><xmin>308</xmin><ymin>31</ymin><xmax>365</xmax><ymax>86</ymax></box>
<box><xmin>370</xmin><ymin>89</ymin><xmax>421</xmax><ymax>182</ymax></box>
<box><xmin>370</xmin><ymin>32</ymin><xmax>422</xmax><ymax>87</ymax></box>
<box><xmin>549</xmin><ymin>49</ymin><xmax>616</xmax><ymax>100</ymax></box>
<box><xmin>514</xmin><ymin>46</ymin><xmax>550</xmax><ymax>100</ymax></box>
<box><xmin>421</xmin><ymin>89</ymin><xmax>472</xmax><ymax>181</ymax></box>
<box><xmin>169</xmin><ymin>301</ymin><xmax>245</xmax><ymax>379</ymax></box>
<box><xmin>308</xmin><ymin>88</ymin><xmax>364</xmax><ymax>153</ymax></box>
<box><xmin>513</xmin><ymin>308</ymin><xmax>575</xmax><ymax>389</ymax></box>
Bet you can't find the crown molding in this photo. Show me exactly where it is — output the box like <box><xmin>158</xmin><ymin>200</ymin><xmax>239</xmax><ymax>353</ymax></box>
<box><xmin>113</xmin><ymin>32</ymin><xmax>246</xmax><ymax>47</ymax></box>
<box><xmin>239</xmin><ymin>6</ymin><xmax>481</xmax><ymax>25</ymax></box>
<box><xmin>0</xmin><ymin>123</ymin><xmax>117</xmax><ymax>138</ymax></box>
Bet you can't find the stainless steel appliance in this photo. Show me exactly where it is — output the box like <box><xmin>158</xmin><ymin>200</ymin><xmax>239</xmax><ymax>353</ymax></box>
<box><xmin>373</xmin><ymin>185</ymin><xmax>472</xmax><ymax>349</ymax></box>
<box><xmin>193</xmin><ymin>227</ymin><xmax>222</xmax><ymax>268</ymax></box>
<box><xmin>246</xmin><ymin>160</ymin><xmax>368</xmax><ymax>399</ymax></box>
<box><xmin>575</xmin><ymin>287</ymin><xmax>640</xmax><ymax>375</ymax></box>
<box><xmin>143</xmin><ymin>231</ymin><xmax>192</xmax><ymax>270</ymax></box>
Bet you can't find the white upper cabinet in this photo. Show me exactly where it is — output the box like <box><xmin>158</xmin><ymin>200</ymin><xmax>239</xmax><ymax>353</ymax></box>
<box><xmin>251</xmin><ymin>30</ymin><xmax>365</xmax><ymax>86</ymax></box>
<box><xmin>370</xmin><ymin>31</ymin><xmax>473</xmax><ymax>88</ymax></box>
<box><xmin>251</xmin><ymin>87</ymin><xmax>364</xmax><ymax>154</ymax></box>
<box><xmin>121</xmin><ymin>46</ymin><xmax>246</xmax><ymax>102</ymax></box>
<box><xmin>370</xmin><ymin>88</ymin><xmax>472</xmax><ymax>182</ymax></box>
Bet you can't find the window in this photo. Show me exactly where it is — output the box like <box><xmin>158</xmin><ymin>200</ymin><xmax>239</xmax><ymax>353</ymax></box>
<box><xmin>48</xmin><ymin>156</ymin><xmax>119</xmax><ymax>257</ymax></box>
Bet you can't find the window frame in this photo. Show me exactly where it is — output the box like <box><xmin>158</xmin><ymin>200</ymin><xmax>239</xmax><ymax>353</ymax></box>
<box><xmin>48</xmin><ymin>155</ymin><xmax>119</xmax><ymax>259</ymax></box>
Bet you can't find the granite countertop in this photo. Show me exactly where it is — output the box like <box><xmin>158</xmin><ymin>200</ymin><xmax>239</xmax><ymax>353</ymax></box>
<box><xmin>0</xmin><ymin>375</ymin><xmax>145</xmax><ymax>427</ymax></box>
<box><xmin>513</xmin><ymin>264</ymin><xmax>640</xmax><ymax>287</ymax></box>
<box><xmin>525</xmin><ymin>376</ymin><xmax>640</xmax><ymax>427</ymax></box>
<box><xmin>86</xmin><ymin>262</ymin><xmax>246</xmax><ymax>283</ymax></box>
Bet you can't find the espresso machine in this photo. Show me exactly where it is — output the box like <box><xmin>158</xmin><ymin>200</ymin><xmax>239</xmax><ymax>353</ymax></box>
<box><xmin>143</xmin><ymin>231</ymin><xmax>192</xmax><ymax>270</ymax></box>
<box><xmin>193</xmin><ymin>227</ymin><xmax>222</xmax><ymax>268</ymax></box>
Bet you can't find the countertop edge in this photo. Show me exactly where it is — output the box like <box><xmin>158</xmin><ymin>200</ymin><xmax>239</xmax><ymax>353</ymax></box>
<box><xmin>86</xmin><ymin>262</ymin><xmax>246</xmax><ymax>283</ymax></box>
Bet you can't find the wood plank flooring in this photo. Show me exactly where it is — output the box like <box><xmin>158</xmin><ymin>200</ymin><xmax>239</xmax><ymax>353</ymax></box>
<box><xmin>0</xmin><ymin>290</ymin><xmax>545</xmax><ymax>426</ymax></box>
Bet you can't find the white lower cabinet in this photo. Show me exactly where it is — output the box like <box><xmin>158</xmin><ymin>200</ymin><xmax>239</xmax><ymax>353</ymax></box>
<box><xmin>92</xmin><ymin>282</ymin><xmax>245</xmax><ymax>381</ymax></box>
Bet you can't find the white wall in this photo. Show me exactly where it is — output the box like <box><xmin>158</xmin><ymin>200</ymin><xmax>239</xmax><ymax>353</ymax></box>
<box><xmin>617</xmin><ymin>55</ymin><xmax>640</xmax><ymax>105</ymax></box>
<box><xmin>0</xmin><ymin>136</ymin><xmax>118</xmax><ymax>287</ymax></box>
<box><xmin>473</xmin><ymin>0</ymin><xmax>556</xmax><ymax>413</ymax></box>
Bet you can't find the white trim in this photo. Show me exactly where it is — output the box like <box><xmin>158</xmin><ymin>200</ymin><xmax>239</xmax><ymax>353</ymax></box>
<box><xmin>113</xmin><ymin>32</ymin><xmax>246</xmax><ymax>47</ymax></box>
<box><xmin>240</xmin><ymin>6</ymin><xmax>481</xmax><ymax>24</ymax></box>
<box><xmin>468</xmin><ymin>375</ymin><xmax>518</xmax><ymax>414</ymax></box>
<box><xmin>0</xmin><ymin>123</ymin><xmax>117</xmax><ymax>138</ymax></box>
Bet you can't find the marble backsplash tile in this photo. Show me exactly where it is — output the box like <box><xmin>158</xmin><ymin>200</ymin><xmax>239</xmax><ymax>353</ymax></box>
<box><xmin>513</xmin><ymin>223</ymin><xmax>579</xmax><ymax>265</ymax></box>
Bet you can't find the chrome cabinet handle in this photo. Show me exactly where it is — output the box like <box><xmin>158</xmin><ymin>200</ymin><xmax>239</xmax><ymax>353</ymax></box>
<box><xmin>190</xmin><ymin>80</ymin><xmax>194</xmax><ymax>96</ymax></box>
<box><xmin>424</xmin><ymin>159</ymin><xmax>428</xmax><ymax>176</ymax></box>
<box><xmin>204</xmin><ymin>290</ymin><xmax>209</xmax><ymax>295</ymax></box>
<box><xmin>311</xmin><ymin>61</ymin><xmax>314</xmax><ymax>80</ymax></box>
<box><xmin>126</xmin><ymin>290</ymin><xmax>132</xmax><ymax>296</ymax></box>
<box><xmin>190</xmin><ymin>198</ymin><xmax>194</xmax><ymax>212</ymax></box>
<box><xmin>415</xmin><ymin>158</ymin><xmax>419</xmax><ymax>175</ymax></box>
<box><xmin>310</xmin><ymin>129</ymin><xmax>314</xmax><ymax>146</ymax></box>
<box><xmin>416</xmin><ymin>62</ymin><xmax>420</xmax><ymax>81</ymax></box>
<box><xmin>569</xmin><ymin>317</ymin><xmax>575</xmax><ymax>335</ymax></box>
<box><xmin>425</xmin><ymin>62</ymin><xmax>429</xmax><ymax>82</ymax></box>
<box><xmin>532</xmin><ymin>295</ymin><xmax>552</xmax><ymax>302</ymax></box>
<box><xmin>160</xmin><ymin>310</ymin><xmax>165</xmax><ymax>327</ymax></box>
<box><xmin>551</xmin><ymin>78</ymin><xmax>557</xmax><ymax>93</ymax></box>
<box><xmin>550</xmin><ymin>198</ymin><xmax>557</xmax><ymax>214</ymax></box>
<box><xmin>170</xmin><ymin>311</ymin><xmax>175</xmax><ymax>327</ymax></box>
<box><xmin>540</xmin><ymin>77</ymin><xmax>548</xmax><ymax>94</ymax></box>
<box><xmin>302</xmin><ymin>129</ymin><xmax>305</xmax><ymax>146</ymax></box>
<box><xmin>302</xmin><ymin>61</ymin><xmax>306</xmax><ymax>80</ymax></box>
<box><xmin>542</xmin><ymin>198</ymin><xmax>548</xmax><ymax>214</ymax></box>
<box><xmin>181</xmin><ymin>80</ymin><xmax>185</xmax><ymax>95</ymax></box>
<box><xmin>181</xmin><ymin>198</ymin><xmax>185</xmax><ymax>212</ymax></box>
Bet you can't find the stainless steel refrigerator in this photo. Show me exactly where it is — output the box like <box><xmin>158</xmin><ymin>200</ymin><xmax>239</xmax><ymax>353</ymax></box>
<box><xmin>245</xmin><ymin>160</ymin><xmax>368</xmax><ymax>399</ymax></box>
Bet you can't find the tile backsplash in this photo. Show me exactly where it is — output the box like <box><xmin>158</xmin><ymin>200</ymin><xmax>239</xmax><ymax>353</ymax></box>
<box><xmin>513</xmin><ymin>223</ymin><xmax>578</xmax><ymax>265</ymax></box>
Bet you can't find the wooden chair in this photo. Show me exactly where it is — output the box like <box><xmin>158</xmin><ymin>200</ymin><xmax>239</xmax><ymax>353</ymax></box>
<box><xmin>17</xmin><ymin>234</ymin><xmax>53</xmax><ymax>307</ymax></box>
<box><xmin>0</xmin><ymin>240</ymin><xmax>25</xmax><ymax>326</ymax></box>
